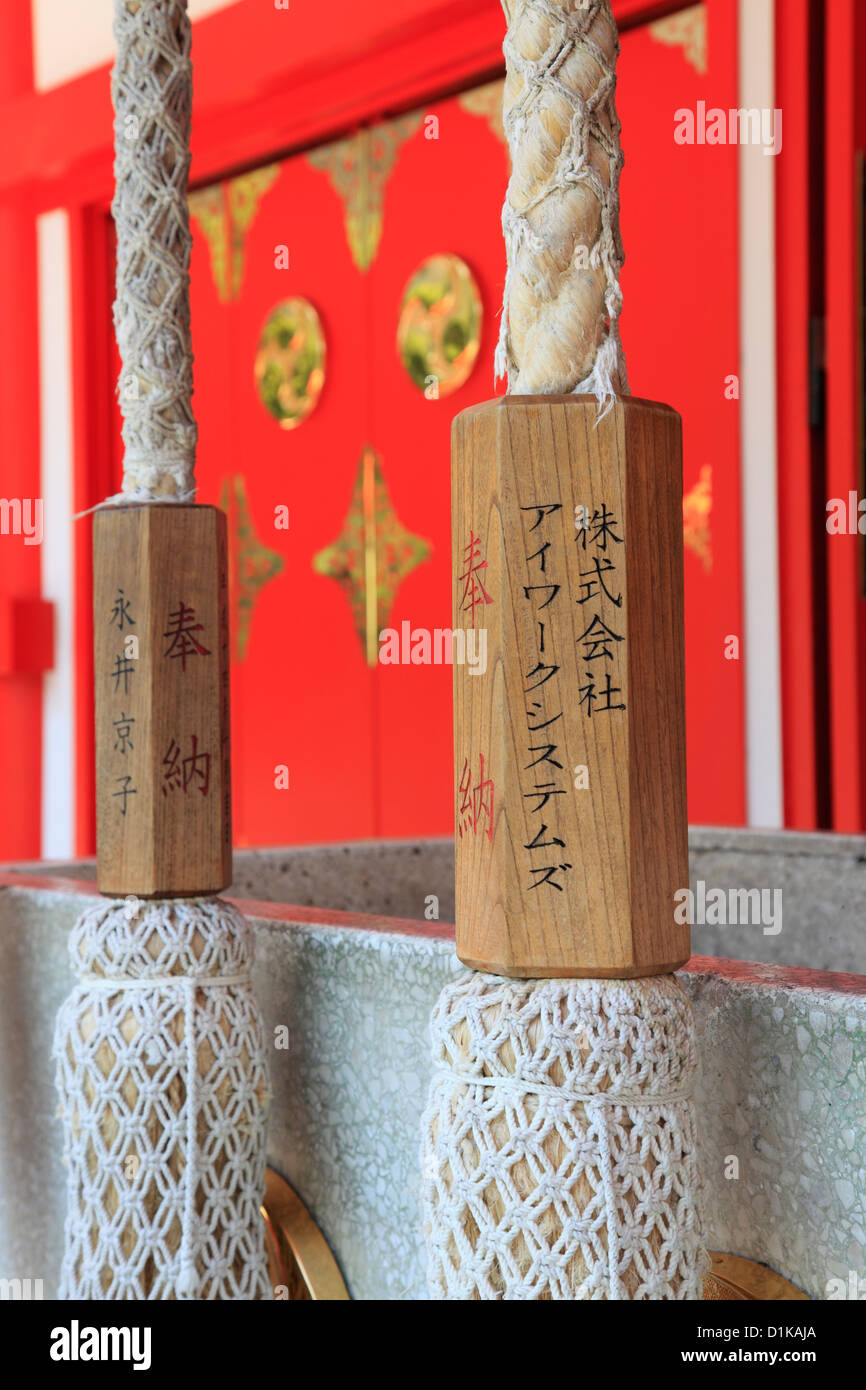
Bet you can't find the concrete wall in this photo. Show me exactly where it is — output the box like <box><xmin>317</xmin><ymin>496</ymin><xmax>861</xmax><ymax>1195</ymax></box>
<box><xmin>1</xmin><ymin>838</ymin><xmax>865</xmax><ymax>1300</ymax></box>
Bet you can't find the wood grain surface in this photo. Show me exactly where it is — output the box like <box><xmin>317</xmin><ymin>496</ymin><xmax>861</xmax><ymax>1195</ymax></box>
<box><xmin>452</xmin><ymin>395</ymin><xmax>689</xmax><ymax>977</ymax></box>
<box><xmin>93</xmin><ymin>504</ymin><xmax>231</xmax><ymax>896</ymax></box>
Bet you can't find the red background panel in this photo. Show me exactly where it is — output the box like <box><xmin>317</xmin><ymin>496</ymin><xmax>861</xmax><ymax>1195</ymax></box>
<box><xmin>618</xmin><ymin>0</ymin><xmax>745</xmax><ymax>825</ymax></box>
<box><xmin>367</xmin><ymin>101</ymin><xmax>508</xmax><ymax>837</ymax></box>
<box><xmin>0</xmin><ymin>0</ymin><xmax>791</xmax><ymax>857</ymax></box>
<box><xmin>0</xmin><ymin>5</ymin><xmax>42</xmax><ymax>858</ymax></box>
<box><xmin>825</xmin><ymin>0</ymin><xmax>863</xmax><ymax>832</ymax></box>
<box><xmin>179</xmin><ymin>1</ymin><xmax>745</xmax><ymax>850</ymax></box>
<box><xmin>192</xmin><ymin>157</ymin><xmax>378</xmax><ymax>845</ymax></box>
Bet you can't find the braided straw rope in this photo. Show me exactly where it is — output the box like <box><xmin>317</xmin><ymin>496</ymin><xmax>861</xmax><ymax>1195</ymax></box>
<box><xmin>53</xmin><ymin>1</ymin><xmax>271</xmax><ymax>1300</ymax></box>
<box><xmin>495</xmin><ymin>0</ymin><xmax>629</xmax><ymax>402</ymax></box>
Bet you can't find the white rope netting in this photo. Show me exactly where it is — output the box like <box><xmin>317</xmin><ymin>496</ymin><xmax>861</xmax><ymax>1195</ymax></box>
<box><xmin>422</xmin><ymin>972</ymin><xmax>708</xmax><ymax>1299</ymax></box>
<box><xmin>495</xmin><ymin>0</ymin><xmax>629</xmax><ymax>404</ymax></box>
<box><xmin>112</xmin><ymin>0</ymin><xmax>197</xmax><ymax>500</ymax></box>
<box><xmin>53</xmin><ymin>897</ymin><xmax>271</xmax><ymax>1300</ymax></box>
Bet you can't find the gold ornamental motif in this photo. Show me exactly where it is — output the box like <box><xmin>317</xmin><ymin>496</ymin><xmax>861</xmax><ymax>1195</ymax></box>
<box><xmin>189</xmin><ymin>163</ymin><xmax>280</xmax><ymax>302</ymax></box>
<box><xmin>397</xmin><ymin>254</ymin><xmax>483</xmax><ymax>398</ymax></box>
<box><xmin>683</xmin><ymin>463</ymin><xmax>713</xmax><ymax>572</ymax></box>
<box><xmin>458</xmin><ymin>79</ymin><xmax>507</xmax><ymax>147</ymax></box>
<box><xmin>649</xmin><ymin>3</ymin><xmax>708</xmax><ymax>75</ymax></box>
<box><xmin>254</xmin><ymin>298</ymin><xmax>326</xmax><ymax>430</ymax></box>
<box><xmin>313</xmin><ymin>446</ymin><xmax>431</xmax><ymax>666</ymax></box>
<box><xmin>307</xmin><ymin>114</ymin><xmax>423</xmax><ymax>272</ymax></box>
<box><xmin>218</xmin><ymin>475</ymin><xmax>284</xmax><ymax>661</ymax></box>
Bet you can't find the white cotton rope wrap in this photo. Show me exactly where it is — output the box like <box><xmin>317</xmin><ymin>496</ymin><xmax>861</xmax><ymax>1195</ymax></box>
<box><xmin>495</xmin><ymin>0</ymin><xmax>629</xmax><ymax>405</ymax></box>
<box><xmin>53</xmin><ymin>897</ymin><xmax>271</xmax><ymax>1300</ymax></box>
<box><xmin>421</xmin><ymin>972</ymin><xmax>708</xmax><ymax>1299</ymax></box>
<box><xmin>112</xmin><ymin>0</ymin><xmax>197</xmax><ymax>502</ymax></box>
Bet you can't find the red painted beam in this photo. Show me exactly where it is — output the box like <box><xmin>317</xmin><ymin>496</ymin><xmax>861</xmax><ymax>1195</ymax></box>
<box><xmin>0</xmin><ymin>0</ymin><xmax>697</xmax><ymax>209</ymax></box>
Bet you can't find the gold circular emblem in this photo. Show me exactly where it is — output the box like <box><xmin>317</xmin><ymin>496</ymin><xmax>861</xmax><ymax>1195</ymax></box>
<box><xmin>397</xmin><ymin>254</ymin><xmax>482</xmax><ymax>398</ymax></box>
<box><xmin>254</xmin><ymin>298</ymin><xmax>326</xmax><ymax>430</ymax></box>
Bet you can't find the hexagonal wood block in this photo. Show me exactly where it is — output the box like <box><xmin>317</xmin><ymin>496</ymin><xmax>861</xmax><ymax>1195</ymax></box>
<box><xmin>452</xmin><ymin>395</ymin><xmax>689</xmax><ymax>978</ymax></box>
<box><xmin>93</xmin><ymin>504</ymin><xmax>231</xmax><ymax>897</ymax></box>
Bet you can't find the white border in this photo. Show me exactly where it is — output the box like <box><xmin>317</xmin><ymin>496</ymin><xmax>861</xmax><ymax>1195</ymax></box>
<box><xmin>738</xmin><ymin>0</ymin><xmax>783</xmax><ymax>826</ymax></box>
<box><xmin>32</xmin><ymin>0</ymin><xmax>241</xmax><ymax>91</ymax></box>
<box><xmin>38</xmin><ymin>210</ymin><xmax>75</xmax><ymax>858</ymax></box>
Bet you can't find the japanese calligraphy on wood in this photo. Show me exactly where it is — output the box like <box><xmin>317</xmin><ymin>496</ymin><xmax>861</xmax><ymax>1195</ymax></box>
<box><xmin>93</xmin><ymin>505</ymin><xmax>231</xmax><ymax>896</ymax></box>
<box><xmin>452</xmin><ymin>395</ymin><xmax>689</xmax><ymax>978</ymax></box>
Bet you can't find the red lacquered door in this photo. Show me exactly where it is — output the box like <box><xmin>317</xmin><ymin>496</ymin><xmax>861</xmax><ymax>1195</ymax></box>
<box><xmin>190</xmin><ymin>155</ymin><xmax>377</xmax><ymax>846</ymax></box>
<box><xmin>184</xmin><ymin>0</ymin><xmax>745</xmax><ymax>847</ymax></box>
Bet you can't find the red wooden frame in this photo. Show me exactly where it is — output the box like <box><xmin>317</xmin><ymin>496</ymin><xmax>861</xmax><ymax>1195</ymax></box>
<box><xmin>1</xmin><ymin>0</ymin><xmax>691</xmax><ymax>215</ymax></box>
<box><xmin>825</xmin><ymin>0</ymin><xmax>863</xmax><ymax>831</ymax></box>
<box><xmin>0</xmin><ymin>3</ymin><xmax>42</xmax><ymax>859</ymax></box>
<box><xmin>776</xmin><ymin>0</ymin><xmax>819</xmax><ymax>829</ymax></box>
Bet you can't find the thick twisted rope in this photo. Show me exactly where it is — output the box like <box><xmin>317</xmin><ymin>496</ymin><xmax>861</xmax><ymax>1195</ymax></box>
<box><xmin>495</xmin><ymin>0</ymin><xmax>629</xmax><ymax>403</ymax></box>
<box><xmin>112</xmin><ymin>0</ymin><xmax>197</xmax><ymax>499</ymax></box>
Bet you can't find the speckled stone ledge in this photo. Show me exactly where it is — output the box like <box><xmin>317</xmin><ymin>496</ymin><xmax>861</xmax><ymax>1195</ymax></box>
<box><xmin>1</xmin><ymin>871</ymin><xmax>864</xmax><ymax>1300</ymax></box>
<box><xmin>6</xmin><ymin>824</ymin><xmax>866</xmax><ymax>972</ymax></box>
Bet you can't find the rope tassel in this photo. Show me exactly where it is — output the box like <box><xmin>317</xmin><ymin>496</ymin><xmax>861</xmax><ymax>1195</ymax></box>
<box><xmin>422</xmin><ymin>973</ymin><xmax>707</xmax><ymax>1299</ymax></box>
<box><xmin>54</xmin><ymin>899</ymin><xmax>271</xmax><ymax>1299</ymax></box>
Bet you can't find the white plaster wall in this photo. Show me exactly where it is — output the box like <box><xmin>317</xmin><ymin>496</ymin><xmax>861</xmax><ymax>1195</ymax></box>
<box><xmin>33</xmin><ymin>0</ymin><xmax>240</xmax><ymax>91</ymax></box>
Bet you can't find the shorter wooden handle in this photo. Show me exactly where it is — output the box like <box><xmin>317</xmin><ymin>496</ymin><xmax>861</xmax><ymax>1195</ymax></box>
<box><xmin>93</xmin><ymin>504</ymin><xmax>231</xmax><ymax>897</ymax></box>
<box><xmin>452</xmin><ymin>395</ymin><xmax>689</xmax><ymax>978</ymax></box>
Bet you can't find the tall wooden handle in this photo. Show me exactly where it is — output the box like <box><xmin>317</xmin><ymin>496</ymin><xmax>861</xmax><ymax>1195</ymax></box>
<box><xmin>452</xmin><ymin>394</ymin><xmax>689</xmax><ymax>978</ymax></box>
<box><xmin>94</xmin><ymin>504</ymin><xmax>231</xmax><ymax>896</ymax></box>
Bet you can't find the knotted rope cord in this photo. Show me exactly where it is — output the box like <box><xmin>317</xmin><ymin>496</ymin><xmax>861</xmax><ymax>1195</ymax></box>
<box><xmin>495</xmin><ymin>0</ymin><xmax>629</xmax><ymax>404</ymax></box>
<box><xmin>422</xmin><ymin>0</ymin><xmax>707</xmax><ymax>1300</ymax></box>
<box><xmin>53</xmin><ymin>0</ymin><xmax>271</xmax><ymax>1300</ymax></box>
<box><xmin>113</xmin><ymin>0</ymin><xmax>197</xmax><ymax>501</ymax></box>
